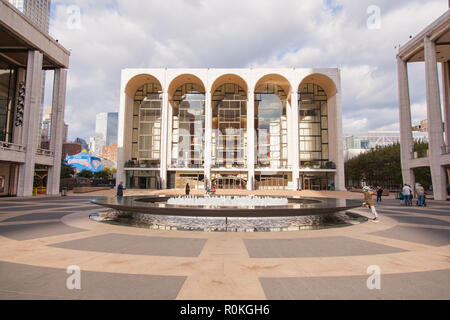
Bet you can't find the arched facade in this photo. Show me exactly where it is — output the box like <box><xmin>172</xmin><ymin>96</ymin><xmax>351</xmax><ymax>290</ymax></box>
<box><xmin>117</xmin><ymin>69</ymin><xmax>345</xmax><ymax>191</ymax></box>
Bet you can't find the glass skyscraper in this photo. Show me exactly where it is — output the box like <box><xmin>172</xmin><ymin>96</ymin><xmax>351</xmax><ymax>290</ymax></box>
<box><xmin>94</xmin><ymin>112</ymin><xmax>118</xmax><ymax>157</ymax></box>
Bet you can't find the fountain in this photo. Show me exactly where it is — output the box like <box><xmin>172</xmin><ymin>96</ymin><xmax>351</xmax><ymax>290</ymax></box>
<box><xmin>90</xmin><ymin>195</ymin><xmax>365</xmax><ymax>232</ymax></box>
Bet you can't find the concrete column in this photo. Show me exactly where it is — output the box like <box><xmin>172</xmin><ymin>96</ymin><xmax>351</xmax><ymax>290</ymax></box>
<box><xmin>442</xmin><ymin>61</ymin><xmax>450</xmax><ymax>146</ymax></box>
<box><xmin>47</xmin><ymin>69</ymin><xmax>68</xmax><ymax>195</ymax></box>
<box><xmin>397</xmin><ymin>56</ymin><xmax>416</xmax><ymax>187</ymax></box>
<box><xmin>160</xmin><ymin>90</ymin><xmax>169</xmax><ymax>189</ymax></box>
<box><xmin>334</xmin><ymin>89</ymin><xmax>346</xmax><ymax>191</ymax></box>
<box><xmin>17</xmin><ymin>50</ymin><xmax>43</xmax><ymax>197</ymax></box>
<box><xmin>204</xmin><ymin>91</ymin><xmax>212</xmax><ymax>187</ymax></box>
<box><xmin>424</xmin><ymin>36</ymin><xmax>447</xmax><ymax>200</ymax></box>
<box><xmin>247</xmin><ymin>89</ymin><xmax>255</xmax><ymax>190</ymax></box>
<box><xmin>290</xmin><ymin>91</ymin><xmax>300</xmax><ymax>190</ymax></box>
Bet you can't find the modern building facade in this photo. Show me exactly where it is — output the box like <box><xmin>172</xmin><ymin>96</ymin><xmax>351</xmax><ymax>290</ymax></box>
<box><xmin>397</xmin><ymin>9</ymin><xmax>450</xmax><ymax>200</ymax></box>
<box><xmin>117</xmin><ymin>68</ymin><xmax>345</xmax><ymax>191</ymax></box>
<box><xmin>344</xmin><ymin>131</ymin><xmax>429</xmax><ymax>161</ymax></box>
<box><xmin>92</xmin><ymin>112</ymin><xmax>118</xmax><ymax>157</ymax></box>
<box><xmin>8</xmin><ymin>0</ymin><xmax>51</xmax><ymax>33</ymax></box>
<box><xmin>0</xmin><ymin>0</ymin><xmax>69</xmax><ymax>197</ymax></box>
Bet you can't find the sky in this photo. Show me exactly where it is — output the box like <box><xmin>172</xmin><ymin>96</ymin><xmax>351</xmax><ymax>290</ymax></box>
<box><xmin>45</xmin><ymin>0</ymin><xmax>449</xmax><ymax>141</ymax></box>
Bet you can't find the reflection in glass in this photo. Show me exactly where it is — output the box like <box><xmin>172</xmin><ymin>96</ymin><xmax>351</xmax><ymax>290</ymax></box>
<box><xmin>132</xmin><ymin>83</ymin><xmax>162</xmax><ymax>166</ymax></box>
<box><xmin>298</xmin><ymin>83</ymin><xmax>329</xmax><ymax>168</ymax></box>
<box><xmin>212</xmin><ymin>83</ymin><xmax>247</xmax><ymax>168</ymax></box>
<box><xmin>0</xmin><ymin>66</ymin><xmax>16</xmax><ymax>143</ymax></box>
<box><xmin>171</xmin><ymin>83</ymin><xmax>205</xmax><ymax>168</ymax></box>
<box><xmin>255</xmin><ymin>83</ymin><xmax>288</xmax><ymax>169</ymax></box>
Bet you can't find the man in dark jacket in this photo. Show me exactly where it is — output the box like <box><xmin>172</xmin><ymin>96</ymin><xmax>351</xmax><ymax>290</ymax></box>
<box><xmin>117</xmin><ymin>181</ymin><xmax>125</xmax><ymax>197</ymax></box>
<box><xmin>376</xmin><ymin>187</ymin><xmax>383</xmax><ymax>203</ymax></box>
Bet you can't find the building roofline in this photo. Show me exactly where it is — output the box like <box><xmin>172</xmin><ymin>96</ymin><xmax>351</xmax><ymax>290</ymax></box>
<box><xmin>0</xmin><ymin>0</ymin><xmax>70</xmax><ymax>68</ymax></box>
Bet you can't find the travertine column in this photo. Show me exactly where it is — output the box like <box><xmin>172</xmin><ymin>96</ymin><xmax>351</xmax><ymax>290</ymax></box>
<box><xmin>204</xmin><ymin>90</ymin><xmax>212</xmax><ymax>187</ymax></box>
<box><xmin>442</xmin><ymin>61</ymin><xmax>450</xmax><ymax>146</ymax></box>
<box><xmin>397</xmin><ymin>56</ymin><xmax>416</xmax><ymax>187</ymax></box>
<box><xmin>47</xmin><ymin>69</ymin><xmax>68</xmax><ymax>195</ymax></box>
<box><xmin>160</xmin><ymin>90</ymin><xmax>169</xmax><ymax>189</ymax></box>
<box><xmin>290</xmin><ymin>91</ymin><xmax>300</xmax><ymax>190</ymax></box>
<box><xmin>247</xmin><ymin>89</ymin><xmax>255</xmax><ymax>190</ymax></box>
<box><xmin>17</xmin><ymin>50</ymin><xmax>43</xmax><ymax>197</ymax></box>
<box><xmin>424</xmin><ymin>36</ymin><xmax>446</xmax><ymax>200</ymax></box>
<box><xmin>334</xmin><ymin>85</ymin><xmax>346</xmax><ymax>191</ymax></box>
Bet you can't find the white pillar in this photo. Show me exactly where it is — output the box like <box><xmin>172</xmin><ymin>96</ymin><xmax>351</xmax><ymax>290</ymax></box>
<box><xmin>47</xmin><ymin>69</ymin><xmax>68</xmax><ymax>195</ymax></box>
<box><xmin>424</xmin><ymin>36</ymin><xmax>447</xmax><ymax>200</ymax></box>
<box><xmin>290</xmin><ymin>91</ymin><xmax>300</xmax><ymax>190</ymax></box>
<box><xmin>442</xmin><ymin>61</ymin><xmax>450</xmax><ymax>146</ymax></box>
<box><xmin>204</xmin><ymin>90</ymin><xmax>212</xmax><ymax>187</ymax></box>
<box><xmin>334</xmin><ymin>87</ymin><xmax>346</xmax><ymax>191</ymax></box>
<box><xmin>247</xmin><ymin>89</ymin><xmax>255</xmax><ymax>190</ymax></box>
<box><xmin>160</xmin><ymin>90</ymin><xmax>169</xmax><ymax>189</ymax></box>
<box><xmin>397</xmin><ymin>56</ymin><xmax>416</xmax><ymax>187</ymax></box>
<box><xmin>17</xmin><ymin>50</ymin><xmax>43</xmax><ymax>197</ymax></box>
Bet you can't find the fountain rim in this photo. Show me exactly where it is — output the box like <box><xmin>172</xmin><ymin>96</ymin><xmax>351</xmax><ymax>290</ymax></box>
<box><xmin>90</xmin><ymin>195</ymin><xmax>363</xmax><ymax>218</ymax></box>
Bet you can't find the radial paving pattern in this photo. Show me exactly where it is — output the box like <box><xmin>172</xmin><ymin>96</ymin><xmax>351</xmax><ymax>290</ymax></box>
<box><xmin>0</xmin><ymin>195</ymin><xmax>449</xmax><ymax>300</ymax></box>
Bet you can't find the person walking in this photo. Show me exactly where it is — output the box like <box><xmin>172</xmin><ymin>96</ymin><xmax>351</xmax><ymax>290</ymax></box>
<box><xmin>117</xmin><ymin>181</ymin><xmax>125</xmax><ymax>197</ymax></box>
<box><xmin>363</xmin><ymin>186</ymin><xmax>379</xmax><ymax>222</ymax></box>
<box><xmin>185</xmin><ymin>183</ymin><xmax>190</xmax><ymax>196</ymax></box>
<box><xmin>416</xmin><ymin>183</ymin><xmax>425</xmax><ymax>207</ymax></box>
<box><xmin>402</xmin><ymin>184</ymin><xmax>412</xmax><ymax>206</ymax></box>
<box><xmin>376</xmin><ymin>186</ymin><xmax>384</xmax><ymax>203</ymax></box>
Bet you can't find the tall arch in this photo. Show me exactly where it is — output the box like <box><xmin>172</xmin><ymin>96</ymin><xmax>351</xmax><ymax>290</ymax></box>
<box><xmin>254</xmin><ymin>74</ymin><xmax>292</xmax><ymax>169</ymax></box>
<box><xmin>168</xmin><ymin>75</ymin><xmax>206</xmax><ymax>169</ymax></box>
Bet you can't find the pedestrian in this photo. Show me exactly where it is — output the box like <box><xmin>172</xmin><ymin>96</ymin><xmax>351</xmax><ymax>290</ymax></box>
<box><xmin>117</xmin><ymin>181</ymin><xmax>125</xmax><ymax>197</ymax></box>
<box><xmin>363</xmin><ymin>186</ymin><xmax>379</xmax><ymax>222</ymax></box>
<box><xmin>416</xmin><ymin>183</ymin><xmax>425</xmax><ymax>207</ymax></box>
<box><xmin>402</xmin><ymin>184</ymin><xmax>412</xmax><ymax>206</ymax></box>
<box><xmin>376</xmin><ymin>186</ymin><xmax>384</xmax><ymax>203</ymax></box>
<box><xmin>185</xmin><ymin>183</ymin><xmax>190</xmax><ymax>196</ymax></box>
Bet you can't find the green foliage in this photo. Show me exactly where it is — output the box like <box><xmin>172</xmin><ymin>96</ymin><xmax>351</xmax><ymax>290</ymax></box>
<box><xmin>93</xmin><ymin>167</ymin><xmax>114</xmax><ymax>180</ymax></box>
<box><xmin>77</xmin><ymin>170</ymin><xmax>94</xmax><ymax>179</ymax></box>
<box><xmin>345</xmin><ymin>142</ymin><xmax>432</xmax><ymax>188</ymax></box>
<box><xmin>60</xmin><ymin>163</ymin><xmax>74</xmax><ymax>179</ymax></box>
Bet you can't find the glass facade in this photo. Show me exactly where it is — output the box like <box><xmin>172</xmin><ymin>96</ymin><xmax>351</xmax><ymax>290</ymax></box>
<box><xmin>255</xmin><ymin>84</ymin><xmax>288</xmax><ymax>169</ymax></box>
<box><xmin>171</xmin><ymin>83</ymin><xmax>205</xmax><ymax>168</ymax></box>
<box><xmin>298</xmin><ymin>83</ymin><xmax>329</xmax><ymax>168</ymax></box>
<box><xmin>0</xmin><ymin>62</ymin><xmax>17</xmax><ymax>143</ymax></box>
<box><xmin>212</xmin><ymin>83</ymin><xmax>247</xmax><ymax>168</ymax></box>
<box><xmin>132</xmin><ymin>83</ymin><xmax>162</xmax><ymax>166</ymax></box>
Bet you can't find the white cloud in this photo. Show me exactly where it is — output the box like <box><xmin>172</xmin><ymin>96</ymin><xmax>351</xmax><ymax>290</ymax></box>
<box><xmin>46</xmin><ymin>0</ymin><xmax>449</xmax><ymax>141</ymax></box>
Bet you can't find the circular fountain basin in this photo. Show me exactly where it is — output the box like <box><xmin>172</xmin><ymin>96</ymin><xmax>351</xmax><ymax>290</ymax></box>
<box><xmin>91</xmin><ymin>195</ymin><xmax>362</xmax><ymax>218</ymax></box>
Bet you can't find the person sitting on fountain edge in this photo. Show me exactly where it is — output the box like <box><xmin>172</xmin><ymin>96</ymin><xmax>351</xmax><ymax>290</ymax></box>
<box><xmin>185</xmin><ymin>183</ymin><xmax>190</xmax><ymax>196</ymax></box>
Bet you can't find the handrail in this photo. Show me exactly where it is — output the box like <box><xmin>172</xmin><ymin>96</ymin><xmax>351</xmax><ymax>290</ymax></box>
<box><xmin>0</xmin><ymin>141</ymin><xmax>26</xmax><ymax>152</ymax></box>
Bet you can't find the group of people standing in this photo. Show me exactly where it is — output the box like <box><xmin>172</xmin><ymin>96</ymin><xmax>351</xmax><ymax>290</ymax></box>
<box><xmin>401</xmin><ymin>183</ymin><xmax>426</xmax><ymax>207</ymax></box>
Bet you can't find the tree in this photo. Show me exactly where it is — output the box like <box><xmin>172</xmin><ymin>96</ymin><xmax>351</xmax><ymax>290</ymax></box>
<box><xmin>345</xmin><ymin>142</ymin><xmax>432</xmax><ymax>189</ymax></box>
<box><xmin>94</xmin><ymin>168</ymin><xmax>114</xmax><ymax>180</ymax></box>
<box><xmin>78</xmin><ymin>170</ymin><xmax>94</xmax><ymax>179</ymax></box>
<box><xmin>60</xmin><ymin>163</ymin><xmax>75</xmax><ymax>179</ymax></box>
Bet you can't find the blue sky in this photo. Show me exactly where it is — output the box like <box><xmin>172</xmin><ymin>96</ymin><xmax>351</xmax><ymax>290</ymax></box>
<box><xmin>45</xmin><ymin>0</ymin><xmax>449</xmax><ymax>141</ymax></box>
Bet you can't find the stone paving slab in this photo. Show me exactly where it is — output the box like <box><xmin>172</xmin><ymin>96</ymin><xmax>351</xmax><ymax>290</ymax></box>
<box><xmin>0</xmin><ymin>222</ymin><xmax>87</xmax><ymax>241</ymax></box>
<box><xmin>0</xmin><ymin>261</ymin><xmax>185</xmax><ymax>300</ymax></box>
<box><xmin>385</xmin><ymin>215</ymin><xmax>450</xmax><ymax>227</ymax></box>
<box><xmin>1</xmin><ymin>211</ymin><xmax>76</xmax><ymax>223</ymax></box>
<box><xmin>370</xmin><ymin>226</ymin><xmax>450</xmax><ymax>247</ymax></box>
<box><xmin>49</xmin><ymin>233</ymin><xmax>207</xmax><ymax>257</ymax></box>
<box><xmin>0</xmin><ymin>205</ymin><xmax>78</xmax><ymax>213</ymax></box>
<box><xmin>379</xmin><ymin>208</ymin><xmax>450</xmax><ymax>217</ymax></box>
<box><xmin>260</xmin><ymin>269</ymin><xmax>450</xmax><ymax>300</ymax></box>
<box><xmin>244</xmin><ymin>236</ymin><xmax>407</xmax><ymax>258</ymax></box>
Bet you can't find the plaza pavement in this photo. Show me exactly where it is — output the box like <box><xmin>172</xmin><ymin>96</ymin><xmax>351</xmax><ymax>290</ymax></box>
<box><xmin>0</xmin><ymin>190</ymin><xmax>449</xmax><ymax>300</ymax></box>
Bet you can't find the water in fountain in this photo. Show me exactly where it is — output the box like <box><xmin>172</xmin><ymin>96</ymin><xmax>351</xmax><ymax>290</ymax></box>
<box><xmin>167</xmin><ymin>196</ymin><xmax>289</xmax><ymax>207</ymax></box>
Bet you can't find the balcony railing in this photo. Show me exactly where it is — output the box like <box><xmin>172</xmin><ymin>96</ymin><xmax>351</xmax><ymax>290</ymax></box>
<box><xmin>0</xmin><ymin>141</ymin><xmax>26</xmax><ymax>153</ymax></box>
<box><xmin>125</xmin><ymin>161</ymin><xmax>160</xmax><ymax>169</ymax></box>
<box><xmin>36</xmin><ymin>148</ymin><xmax>54</xmax><ymax>157</ymax></box>
<box><xmin>412</xmin><ymin>149</ymin><xmax>429</xmax><ymax>159</ymax></box>
<box><xmin>300</xmin><ymin>161</ymin><xmax>336</xmax><ymax>170</ymax></box>
<box><xmin>442</xmin><ymin>145</ymin><xmax>450</xmax><ymax>155</ymax></box>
